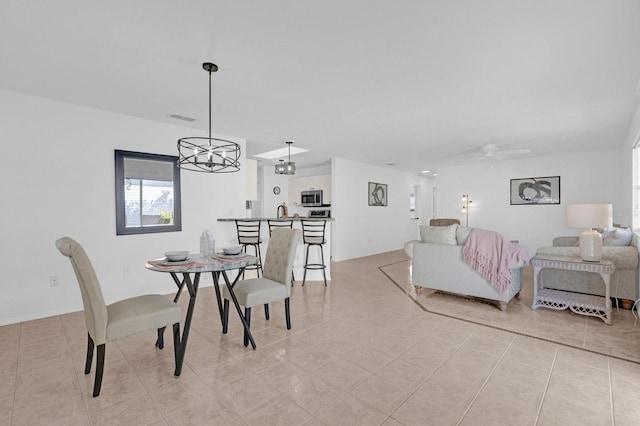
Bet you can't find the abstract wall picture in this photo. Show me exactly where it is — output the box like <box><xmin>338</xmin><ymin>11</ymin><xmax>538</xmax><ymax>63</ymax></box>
<box><xmin>510</xmin><ymin>176</ymin><xmax>560</xmax><ymax>205</ymax></box>
<box><xmin>368</xmin><ymin>182</ymin><xmax>388</xmax><ymax>206</ymax></box>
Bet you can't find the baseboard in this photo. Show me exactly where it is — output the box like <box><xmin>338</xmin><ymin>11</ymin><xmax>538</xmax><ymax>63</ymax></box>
<box><xmin>0</xmin><ymin>280</ymin><xmax>218</xmax><ymax>327</ymax></box>
<box><xmin>0</xmin><ymin>304</ymin><xmax>84</xmax><ymax>327</ymax></box>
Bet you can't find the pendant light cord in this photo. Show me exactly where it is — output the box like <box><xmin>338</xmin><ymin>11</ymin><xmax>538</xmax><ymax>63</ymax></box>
<box><xmin>208</xmin><ymin>68</ymin><xmax>212</xmax><ymax>147</ymax></box>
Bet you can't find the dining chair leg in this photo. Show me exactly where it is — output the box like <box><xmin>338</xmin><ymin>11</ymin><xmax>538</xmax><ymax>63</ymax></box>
<box><xmin>285</xmin><ymin>297</ymin><xmax>291</xmax><ymax>330</ymax></box>
<box><xmin>85</xmin><ymin>334</ymin><xmax>94</xmax><ymax>374</ymax></box>
<box><xmin>93</xmin><ymin>344</ymin><xmax>106</xmax><ymax>397</ymax></box>
<box><xmin>264</xmin><ymin>304</ymin><xmax>270</xmax><ymax>320</ymax></box>
<box><xmin>172</xmin><ymin>322</ymin><xmax>181</xmax><ymax>376</ymax></box>
<box><xmin>244</xmin><ymin>307</ymin><xmax>252</xmax><ymax>347</ymax></box>
<box><xmin>222</xmin><ymin>299</ymin><xmax>230</xmax><ymax>334</ymax></box>
<box><xmin>156</xmin><ymin>327</ymin><xmax>166</xmax><ymax>349</ymax></box>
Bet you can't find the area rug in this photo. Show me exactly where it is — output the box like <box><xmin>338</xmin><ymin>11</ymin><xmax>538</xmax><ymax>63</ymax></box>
<box><xmin>380</xmin><ymin>259</ymin><xmax>640</xmax><ymax>364</ymax></box>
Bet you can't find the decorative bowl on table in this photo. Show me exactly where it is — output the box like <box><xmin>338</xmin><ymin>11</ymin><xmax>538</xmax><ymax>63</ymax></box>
<box><xmin>222</xmin><ymin>246</ymin><xmax>243</xmax><ymax>255</ymax></box>
<box><xmin>164</xmin><ymin>251</ymin><xmax>189</xmax><ymax>262</ymax></box>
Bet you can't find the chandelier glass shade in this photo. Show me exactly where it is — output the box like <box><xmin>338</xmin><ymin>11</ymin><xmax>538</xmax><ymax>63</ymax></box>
<box><xmin>177</xmin><ymin>62</ymin><xmax>241</xmax><ymax>173</ymax></box>
<box><xmin>274</xmin><ymin>141</ymin><xmax>296</xmax><ymax>175</ymax></box>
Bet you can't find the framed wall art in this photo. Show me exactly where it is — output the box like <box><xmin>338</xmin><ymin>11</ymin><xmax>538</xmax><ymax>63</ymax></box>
<box><xmin>368</xmin><ymin>182</ymin><xmax>387</xmax><ymax>206</ymax></box>
<box><xmin>510</xmin><ymin>176</ymin><xmax>560</xmax><ymax>205</ymax></box>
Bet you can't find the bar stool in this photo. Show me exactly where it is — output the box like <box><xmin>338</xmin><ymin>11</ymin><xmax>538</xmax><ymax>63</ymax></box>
<box><xmin>268</xmin><ymin>219</ymin><xmax>296</xmax><ymax>285</ymax></box>
<box><xmin>301</xmin><ymin>220</ymin><xmax>327</xmax><ymax>286</ymax></box>
<box><xmin>235</xmin><ymin>220</ymin><xmax>263</xmax><ymax>277</ymax></box>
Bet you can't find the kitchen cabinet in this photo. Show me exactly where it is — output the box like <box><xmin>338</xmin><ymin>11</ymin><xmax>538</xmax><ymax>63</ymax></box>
<box><xmin>288</xmin><ymin>174</ymin><xmax>331</xmax><ymax>205</ymax></box>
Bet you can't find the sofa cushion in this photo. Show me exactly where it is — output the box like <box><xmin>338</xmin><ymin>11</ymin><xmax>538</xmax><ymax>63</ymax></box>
<box><xmin>456</xmin><ymin>227</ymin><xmax>472</xmax><ymax>245</ymax></box>
<box><xmin>552</xmin><ymin>236</ymin><xmax>579</xmax><ymax>247</ymax></box>
<box><xmin>603</xmin><ymin>227</ymin><xmax>633</xmax><ymax>246</ymax></box>
<box><xmin>420</xmin><ymin>224</ymin><xmax>458</xmax><ymax>245</ymax></box>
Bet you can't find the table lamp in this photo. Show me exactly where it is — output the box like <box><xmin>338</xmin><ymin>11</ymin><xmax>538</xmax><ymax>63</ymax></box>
<box><xmin>566</xmin><ymin>204</ymin><xmax>613</xmax><ymax>262</ymax></box>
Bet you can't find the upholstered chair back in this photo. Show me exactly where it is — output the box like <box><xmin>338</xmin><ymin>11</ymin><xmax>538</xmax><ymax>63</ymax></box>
<box><xmin>262</xmin><ymin>228</ymin><xmax>301</xmax><ymax>295</ymax></box>
<box><xmin>56</xmin><ymin>237</ymin><xmax>108</xmax><ymax>345</ymax></box>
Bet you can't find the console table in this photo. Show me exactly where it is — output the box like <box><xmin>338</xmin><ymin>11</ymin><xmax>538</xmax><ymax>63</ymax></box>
<box><xmin>531</xmin><ymin>254</ymin><xmax>615</xmax><ymax>325</ymax></box>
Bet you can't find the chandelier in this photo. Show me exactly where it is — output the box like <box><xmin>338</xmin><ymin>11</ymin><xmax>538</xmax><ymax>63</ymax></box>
<box><xmin>177</xmin><ymin>62</ymin><xmax>241</xmax><ymax>173</ymax></box>
<box><xmin>274</xmin><ymin>141</ymin><xmax>296</xmax><ymax>175</ymax></box>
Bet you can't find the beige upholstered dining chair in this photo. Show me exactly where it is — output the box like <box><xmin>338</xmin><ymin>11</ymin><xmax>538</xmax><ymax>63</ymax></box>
<box><xmin>268</xmin><ymin>219</ymin><xmax>296</xmax><ymax>286</ymax></box>
<box><xmin>56</xmin><ymin>237</ymin><xmax>182</xmax><ymax>397</ymax></box>
<box><xmin>222</xmin><ymin>228</ymin><xmax>300</xmax><ymax>346</ymax></box>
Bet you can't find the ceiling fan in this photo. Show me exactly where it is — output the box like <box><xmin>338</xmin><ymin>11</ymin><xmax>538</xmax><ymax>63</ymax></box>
<box><xmin>475</xmin><ymin>144</ymin><xmax>530</xmax><ymax>160</ymax></box>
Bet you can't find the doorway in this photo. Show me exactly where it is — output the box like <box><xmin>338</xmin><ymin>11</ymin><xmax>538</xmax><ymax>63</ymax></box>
<box><xmin>409</xmin><ymin>185</ymin><xmax>420</xmax><ymax>240</ymax></box>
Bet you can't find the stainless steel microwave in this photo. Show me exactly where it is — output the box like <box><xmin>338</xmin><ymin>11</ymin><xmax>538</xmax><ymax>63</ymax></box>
<box><xmin>301</xmin><ymin>190</ymin><xmax>323</xmax><ymax>207</ymax></box>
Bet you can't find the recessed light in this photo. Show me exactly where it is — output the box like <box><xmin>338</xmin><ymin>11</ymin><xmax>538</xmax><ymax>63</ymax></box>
<box><xmin>421</xmin><ymin>170</ymin><xmax>430</xmax><ymax>174</ymax></box>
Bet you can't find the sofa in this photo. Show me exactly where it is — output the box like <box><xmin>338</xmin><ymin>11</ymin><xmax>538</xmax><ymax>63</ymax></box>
<box><xmin>535</xmin><ymin>228</ymin><xmax>639</xmax><ymax>305</ymax></box>
<box><xmin>404</xmin><ymin>221</ymin><xmax>526</xmax><ymax>310</ymax></box>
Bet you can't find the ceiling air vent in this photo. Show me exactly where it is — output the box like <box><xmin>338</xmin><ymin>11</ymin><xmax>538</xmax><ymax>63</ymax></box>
<box><xmin>169</xmin><ymin>114</ymin><xmax>196</xmax><ymax>122</ymax></box>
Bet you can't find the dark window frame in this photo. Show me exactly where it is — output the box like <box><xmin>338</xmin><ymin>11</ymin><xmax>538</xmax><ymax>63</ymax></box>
<box><xmin>115</xmin><ymin>150</ymin><xmax>182</xmax><ymax>235</ymax></box>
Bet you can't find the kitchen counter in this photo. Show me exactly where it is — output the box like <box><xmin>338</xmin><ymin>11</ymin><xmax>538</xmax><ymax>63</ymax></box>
<box><xmin>217</xmin><ymin>217</ymin><xmax>334</xmax><ymax>222</ymax></box>
<box><xmin>217</xmin><ymin>217</ymin><xmax>333</xmax><ymax>282</ymax></box>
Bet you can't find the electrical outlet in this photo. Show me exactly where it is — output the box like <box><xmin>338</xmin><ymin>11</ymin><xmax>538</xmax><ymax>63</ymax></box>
<box><xmin>49</xmin><ymin>275</ymin><xmax>59</xmax><ymax>287</ymax></box>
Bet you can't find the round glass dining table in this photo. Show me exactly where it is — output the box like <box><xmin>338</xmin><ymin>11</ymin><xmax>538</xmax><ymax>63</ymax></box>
<box><xmin>146</xmin><ymin>253</ymin><xmax>258</xmax><ymax>376</ymax></box>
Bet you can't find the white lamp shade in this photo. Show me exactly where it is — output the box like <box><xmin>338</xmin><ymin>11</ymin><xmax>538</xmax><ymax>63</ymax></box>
<box><xmin>566</xmin><ymin>204</ymin><xmax>613</xmax><ymax>229</ymax></box>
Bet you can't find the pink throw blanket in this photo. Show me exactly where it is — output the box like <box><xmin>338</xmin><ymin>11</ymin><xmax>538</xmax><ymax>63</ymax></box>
<box><xmin>462</xmin><ymin>228</ymin><xmax>530</xmax><ymax>294</ymax></box>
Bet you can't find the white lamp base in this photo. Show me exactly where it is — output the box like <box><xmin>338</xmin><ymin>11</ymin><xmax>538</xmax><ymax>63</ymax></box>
<box><xmin>579</xmin><ymin>229</ymin><xmax>603</xmax><ymax>262</ymax></box>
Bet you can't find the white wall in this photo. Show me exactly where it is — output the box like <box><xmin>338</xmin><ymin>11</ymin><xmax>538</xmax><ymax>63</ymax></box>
<box><xmin>331</xmin><ymin>157</ymin><xmax>430</xmax><ymax>261</ymax></box>
<box><xmin>259</xmin><ymin>165</ymin><xmax>292</xmax><ymax>218</ymax></box>
<box><xmin>622</xmin><ymin>98</ymin><xmax>640</xmax><ymax>229</ymax></box>
<box><xmin>0</xmin><ymin>89</ymin><xmax>249</xmax><ymax>325</ymax></box>
<box><xmin>435</xmin><ymin>149</ymin><xmax>623</xmax><ymax>253</ymax></box>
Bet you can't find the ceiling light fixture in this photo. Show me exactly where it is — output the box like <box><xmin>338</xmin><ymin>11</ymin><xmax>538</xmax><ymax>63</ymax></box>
<box><xmin>177</xmin><ymin>62</ymin><xmax>241</xmax><ymax>173</ymax></box>
<box><xmin>275</xmin><ymin>141</ymin><xmax>296</xmax><ymax>175</ymax></box>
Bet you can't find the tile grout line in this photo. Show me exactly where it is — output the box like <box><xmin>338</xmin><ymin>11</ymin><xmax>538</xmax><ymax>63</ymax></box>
<box><xmin>534</xmin><ymin>345</ymin><xmax>558</xmax><ymax>425</ymax></box>
<box><xmin>386</xmin><ymin>326</ymin><xmax>478</xmax><ymax>423</ymax></box>
<box><xmin>455</xmin><ymin>331</ymin><xmax>516</xmax><ymax>425</ymax></box>
<box><xmin>608</xmin><ymin>358</ymin><xmax>615</xmax><ymax>426</ymax></box>
<box><xmin>10</xmin><ymin>324</ymin><xmax>22</xmax><ymax>426</ymax></box>
<box><xmin>65</xmin><ymin>326</ymin><xmax>93</xmax><ymax>425</ymax></box>
<box><xmin>132</xmin><ymin>352</ymin><xmax>174</xmax><ymax>426</ymax></box>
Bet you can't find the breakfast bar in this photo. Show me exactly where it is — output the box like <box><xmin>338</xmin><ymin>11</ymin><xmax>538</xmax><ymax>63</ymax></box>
<box><xmin>217</xmin><ymin>217</ymin><xmax>334</xmax><ymax>282</ymax></box>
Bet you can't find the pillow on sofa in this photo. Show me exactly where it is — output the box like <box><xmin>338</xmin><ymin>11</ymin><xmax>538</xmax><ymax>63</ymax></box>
<box><xmin>420</xmin><ymin>224</ymin><xmax>458</xmax><ymax>245</ymax></box>
<box><xmin>603</xmin><ymin>227</ymin><xmax>633</xmax><ymax>246</ymax></box>
<box><xmin>456</xmin><ymin>227</ymin><xmax>472</xmax><ymax>245</ymax></box>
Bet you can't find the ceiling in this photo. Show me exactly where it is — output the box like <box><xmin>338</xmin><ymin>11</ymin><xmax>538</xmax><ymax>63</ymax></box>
<box><xmin>2</xmin><ymin>1</ymin><xmax>640</xmax><ymax>173</ymax></box>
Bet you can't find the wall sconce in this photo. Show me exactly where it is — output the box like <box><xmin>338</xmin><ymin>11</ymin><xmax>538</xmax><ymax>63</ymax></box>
<box><xmin>461</xmin><ymin>194</ymin><xmax>472</xmax><ymax>226</ymax></box>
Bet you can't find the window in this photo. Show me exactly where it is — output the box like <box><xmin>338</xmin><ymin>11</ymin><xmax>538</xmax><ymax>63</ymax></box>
<box><xmin>115</xmin><ymin>150</ymin><xmax>182</xmax><ymax>235</ymax></box>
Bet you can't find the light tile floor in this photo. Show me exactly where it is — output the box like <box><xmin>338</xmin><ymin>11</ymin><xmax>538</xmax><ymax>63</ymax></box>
<box><xmin>2</xmin><ymin>250</ymin><xmax>640</xmax><ymax>425</ymax></box>
<box><xmin>381</xmin><ymin>259</ymin><xmax>640</xmax><ymax>363</ymax></box>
